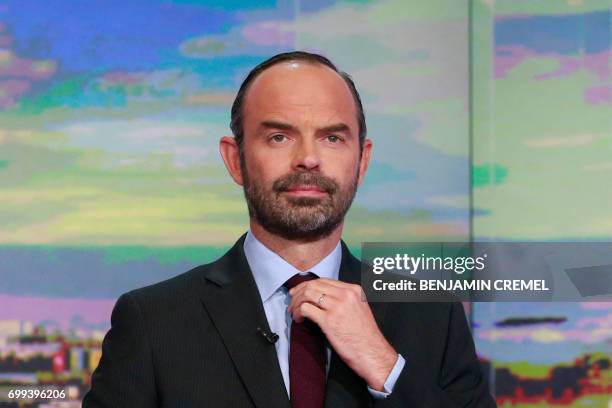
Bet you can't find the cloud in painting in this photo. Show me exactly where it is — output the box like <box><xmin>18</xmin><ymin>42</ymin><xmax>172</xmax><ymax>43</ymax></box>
<box><xmin>524</xmin><ymin>133</ymin><xmax>606</xmax><ymax>148</ymax></box>
<box><xmin>178</xmin><ymin>24</ymin><xmax>294</xmax><ymax>59</ymax></box>
<box><xmin>56</xmin><ymin>118</ymin><xmax>227</xmax><ymax>165</ymax></box>
<box><xmin>493</xmin><ymin>10</ymin><xmax>610</xmax><ymax>109</ymax></box>
<box><xmin>0</xmin><ymin>24</ymin><xmax>57</xmax><ymax>108</ymax></box>
<box><xmin>580</xmin><ymin>302</ymin><xmax>612</xmax><ymax>310</ymax></box>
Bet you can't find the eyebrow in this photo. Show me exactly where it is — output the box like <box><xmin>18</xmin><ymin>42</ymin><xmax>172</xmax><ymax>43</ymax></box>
<box><xmin>260</xmin><ymin>120</ymin><xmax>296</xmax><ymax>132</ymax></box>
<box><xmin>259</xmin><ymin>120</ymin><xmax>352</xmax><ymax>135</ymax></box>
<box><xmin>319</xmin><ymin>123</ymin><xmax>351</xmax><ymax>134</ymax></box>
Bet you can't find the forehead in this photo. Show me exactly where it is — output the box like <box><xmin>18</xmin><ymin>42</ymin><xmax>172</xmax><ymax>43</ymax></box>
<box><xmin>242</xmin><ymin>61</ymin><xmax>358</xmax><ymax>130</ymax></box>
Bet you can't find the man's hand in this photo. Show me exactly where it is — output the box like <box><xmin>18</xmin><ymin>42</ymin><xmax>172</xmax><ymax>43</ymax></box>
<box><xmin>288</xmin><ymin>278</ymin><xmax>398</xmax><ymax>392</ymax></box>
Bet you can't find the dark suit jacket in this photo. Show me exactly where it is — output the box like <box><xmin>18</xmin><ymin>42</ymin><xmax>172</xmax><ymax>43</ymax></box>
<box><xmin>84</xmin><ymin>234</ymin><xmax>496</xmax><ymax>407</ymax></box>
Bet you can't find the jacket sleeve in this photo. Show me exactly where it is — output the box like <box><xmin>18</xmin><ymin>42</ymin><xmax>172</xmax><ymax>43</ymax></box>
<box><xmin>373</xmin><ymin>302</ymin><xmax>497</xmax><ymax>408</ymax></box>
<box><xmin>82</xmin><ymin>292</ymin><xmax>158</xmax><ymax>408</ymax></box>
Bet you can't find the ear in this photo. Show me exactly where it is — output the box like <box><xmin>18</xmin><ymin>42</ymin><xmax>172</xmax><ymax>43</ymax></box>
<box><xmin>219</xmin><ymin>136</ymin><xmax>244</xmax><ymax>186</ymax></box>
<box><xmin>357</xmin><ymin>138</ymin><xmax>373</xmax><ymax>186</ymax></box>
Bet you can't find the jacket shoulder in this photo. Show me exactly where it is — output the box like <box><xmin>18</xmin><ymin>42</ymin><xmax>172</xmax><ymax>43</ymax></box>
<box><xmin>122</xmin><ymin>234</ymin><xmax>247</xmax><ymax>308</ymax></box>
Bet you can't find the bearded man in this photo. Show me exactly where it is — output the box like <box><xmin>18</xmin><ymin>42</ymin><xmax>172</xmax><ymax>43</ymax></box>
<box><xmin>84</xmin><ymin>51</ymin><xmax>496</xmax><ymax>408</ymax></box>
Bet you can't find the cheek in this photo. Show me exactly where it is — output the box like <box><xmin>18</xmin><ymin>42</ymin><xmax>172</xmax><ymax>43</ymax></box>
<box><xmin>245</xmin><ymin>151</ymin><xmax>290</xmax><ymax>183</ymax></box>
<box><xmin>321</xmin><ymin>153</ymin><xmax>360</xmax><ymax>182</ymax></box>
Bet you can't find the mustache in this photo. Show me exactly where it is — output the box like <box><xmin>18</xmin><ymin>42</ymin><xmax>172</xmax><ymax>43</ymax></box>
<box><xmin>273</xmin><ymin>172</ymin><xmax>338</xmax><ymax>194</ymax></box>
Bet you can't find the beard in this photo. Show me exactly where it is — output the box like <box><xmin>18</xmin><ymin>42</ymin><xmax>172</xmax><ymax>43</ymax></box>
<box><xmin>241</xmin><ymin>163</ymin><xmax>359</xmax><ymax>242</ymax></box>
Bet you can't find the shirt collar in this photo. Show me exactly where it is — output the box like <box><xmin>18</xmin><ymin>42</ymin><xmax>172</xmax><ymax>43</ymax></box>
<box><xmin>243</xmin><ymin>230</ymin><xmax>342</xmax><ymax>303</ymax></box>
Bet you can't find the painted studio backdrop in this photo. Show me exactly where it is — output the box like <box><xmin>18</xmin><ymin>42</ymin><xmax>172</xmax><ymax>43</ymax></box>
<box><xmin>0</xmin><ymin>0</ymin><xmax>610</xmax><ymax>406</ymax></box>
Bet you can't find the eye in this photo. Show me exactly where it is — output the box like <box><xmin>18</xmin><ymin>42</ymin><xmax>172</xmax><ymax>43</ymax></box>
<box><xmin>270</xmin><ymin>134</ymin><xmax>287</xmax><ymax>143</ymax></box>
<box><xmin>326</xmin><ymin>134</ymin><xmax>342</xmax><ymax>143</ymax></box>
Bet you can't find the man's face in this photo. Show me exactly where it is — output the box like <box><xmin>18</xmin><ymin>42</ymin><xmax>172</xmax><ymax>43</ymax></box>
<box><xmin>235</xmin><ymin>61</ymin><xmax>371</xmax><ymax>241</ymax></box>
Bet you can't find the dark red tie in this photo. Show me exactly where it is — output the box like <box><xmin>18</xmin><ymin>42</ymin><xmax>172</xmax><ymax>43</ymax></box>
<box><xmin>284</xmin><ymin>273</ymin><xmax>326</xmax><ymax>408</ymax></box>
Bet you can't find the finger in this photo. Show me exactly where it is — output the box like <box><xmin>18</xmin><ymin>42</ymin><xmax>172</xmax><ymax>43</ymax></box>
<box><xmin>289</xmin><ymin>278</ymin><xmax>362</xmax><ymax>299</ymax></box>
<box><xmin>290</xmin><ymin>279</ymin><xmax>343</xmax><ymax>300</ymax></box>
<box><xmin>292</xmin><ymin>301</ymin><xmax>326</xmax><ymax>326</ymax></box>
<box><xmin>288</xmin><ymin>283</ymin><xmax>342</xmax><ymax>313</ymax></box>
<box><xmin>316</xmin><ymin>277</ymin><xmax>353</xmax><ymax>286</ymax></box>
<box><xmin>316</xmin><ymin>279</ymin><xmax>366</xmax><ymax>301</ymax></box>
<box><xmin>318</xmin><ymin>278</ymin><xmax>363</xmax><ymax>296</ymax></box>
<box><xmin>314</xmin><ymin>278</ymin><xmax>361</xmax><ymax>291</ymax></box>
<box><xmin>289</xmin><ymin>286</ymin><xmax>342</xmax><ymax>307</ymax></box>
<box><xmin>289</xmin><ymin>289</ymin><xmax>338</xmax><ymax>314</ymax></box>
<box><xmin>289</xmin><ymin>279</ymin><xmax>345</xmax><ymax>299</ymax></box>
<box><xmin>294</xmin><ymin>280</ymin><xmax>365</xmax><ymax>306</ymax></box>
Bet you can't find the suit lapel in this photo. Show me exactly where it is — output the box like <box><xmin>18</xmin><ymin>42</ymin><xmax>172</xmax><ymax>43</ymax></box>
<box><xmin>325</xmin><ymin>241</ymin><xmax>388</xmax><ymax>407</ymax></box>
<box><xmin>199</xmin><ymin>234</ymin><xmax>290</xmax><ymax>408</ymax></box>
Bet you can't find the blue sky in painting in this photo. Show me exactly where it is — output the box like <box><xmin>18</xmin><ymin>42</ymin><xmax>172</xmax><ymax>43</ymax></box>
<box><xmin>2</xmin><ymin>0</ymin><xmax>235</xmax><ymax>71</ymax></box>
<box><xmin>495</xmin><ymin>10</ymin><xmax>610</xmax><ymax>54</ymax></box>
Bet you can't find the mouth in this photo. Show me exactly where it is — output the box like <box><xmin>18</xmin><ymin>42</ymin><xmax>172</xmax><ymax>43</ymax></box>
<box><xmin>282</xmin><ymin>185</ymin><xmax>328</xmax><ymax>197</ymax></box>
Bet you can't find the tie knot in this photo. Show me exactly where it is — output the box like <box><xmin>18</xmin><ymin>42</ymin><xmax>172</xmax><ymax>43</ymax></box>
<box><xmin>284</xmin><ymin>272</ymin><xmax>318</xmax><ymax>290</ymax></box>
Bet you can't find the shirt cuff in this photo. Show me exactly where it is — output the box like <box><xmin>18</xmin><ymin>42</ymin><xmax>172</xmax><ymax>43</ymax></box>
<box><xmin>367</xmin><ymin>354</ymin><xmax>406</xmax><ymax>399</ymax></box>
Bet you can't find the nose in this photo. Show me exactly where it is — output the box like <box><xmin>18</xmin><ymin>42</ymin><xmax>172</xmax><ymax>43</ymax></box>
<box><xmin>292</xmin><ymin>137</ymin><xmax>320</xmax><ymax>171</ymax></box>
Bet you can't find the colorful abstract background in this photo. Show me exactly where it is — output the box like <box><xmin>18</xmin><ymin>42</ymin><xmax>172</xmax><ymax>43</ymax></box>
<box><xmin>0</xmin><ymin>0</ymin><xmax>610</xmax><ymax>406</ymax></box>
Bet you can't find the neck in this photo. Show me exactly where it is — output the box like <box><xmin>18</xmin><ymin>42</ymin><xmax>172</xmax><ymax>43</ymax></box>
<box><xmin>249</xmin><ymin>220</ymin><xmax>343</xmax><ymax>272</ymax></box>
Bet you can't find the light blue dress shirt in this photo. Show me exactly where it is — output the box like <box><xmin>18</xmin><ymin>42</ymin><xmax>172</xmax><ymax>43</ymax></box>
<box><xmin>243</xmin><ymin>230</ymin><xmax>405</xmax><ymax>399</ymax></box>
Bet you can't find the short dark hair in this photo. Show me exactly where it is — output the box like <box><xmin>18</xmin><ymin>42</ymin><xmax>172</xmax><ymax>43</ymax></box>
<box><xmin>230</xmin><ymin>51</ymin><xmax>367</xmax><ymax>153</ymax></box>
